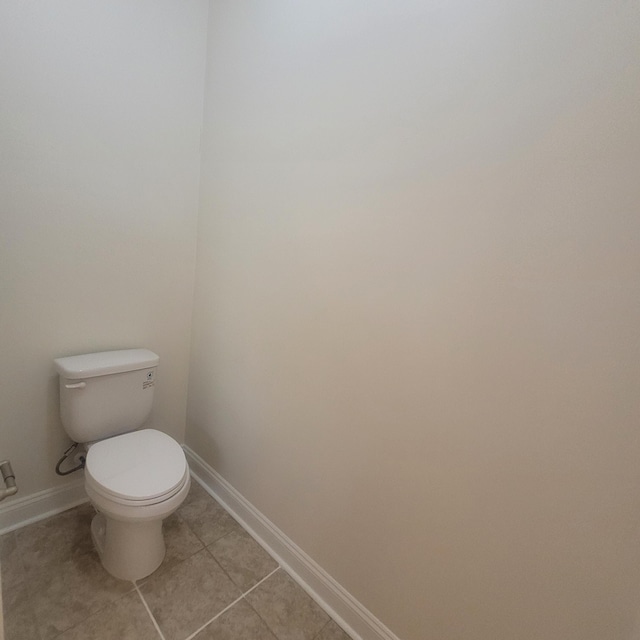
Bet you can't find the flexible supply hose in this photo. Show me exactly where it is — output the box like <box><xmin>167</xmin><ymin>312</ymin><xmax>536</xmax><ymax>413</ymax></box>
<box><xmin>55</xmin><ymin>442</ymin><xmax>85</xmax><ymax>476</ymax></box>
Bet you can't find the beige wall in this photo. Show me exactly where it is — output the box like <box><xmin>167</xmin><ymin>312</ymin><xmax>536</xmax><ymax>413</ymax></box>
<box><xmin>188</xmin><ymin>2</ymin><xmax>640</xmax><ymax>639</ymax></box>
<box><xmin>0</xmin><ymin>1</ymin><xmax>208</xmax><ymax>497</ymax></box>
<box><xmin>2</xmin><ymin>2</ymin><xmax>640</xmax><ymax>638</ymax></box>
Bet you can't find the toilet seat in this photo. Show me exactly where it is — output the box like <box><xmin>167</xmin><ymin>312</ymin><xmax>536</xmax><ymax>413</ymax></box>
<box><xmin>85</xmin><ymin>429</ymin><xmax>188</xmax><ymax>507</ymax></box>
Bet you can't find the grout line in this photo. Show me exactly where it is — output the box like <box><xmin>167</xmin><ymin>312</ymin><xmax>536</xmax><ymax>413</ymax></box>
<box><xmin>243</xmin><ymin>565</ymin><xmax>280</xmax><ymax>597</ymax></box>
<box><xmin>182</xmin><ymin>566</ymin><xmax>281</xmax><ymax>640</ymax></box>
<box><xmin>182</xmin><ymin>593</ymin><xmax>245</xmax><ymax>640</ymax></box>
<box><xmin>135</xmin><ymin>583</ymin><xmax>167</xmax><ymax>640</ymax></box>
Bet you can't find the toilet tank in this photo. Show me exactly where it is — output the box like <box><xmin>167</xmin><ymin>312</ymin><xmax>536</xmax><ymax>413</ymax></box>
<box><xmin>54</xmin><ymin>349</ymin><xmax>159</xmax><ymax>443</ymax></box>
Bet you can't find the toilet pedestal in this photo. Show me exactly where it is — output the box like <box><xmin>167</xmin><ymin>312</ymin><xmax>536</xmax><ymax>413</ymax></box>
<box><xmin>91</xmin><ymin>512</ymin><xmax>165</xmax><ymax>581</ymax></box>
<box><xmin>54</xmin><ymin>350</ymin><xmax>191</xmax><ymax>583</ymax></box>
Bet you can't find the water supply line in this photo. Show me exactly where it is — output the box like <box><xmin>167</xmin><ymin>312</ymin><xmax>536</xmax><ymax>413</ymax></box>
<box><xmin>0</xmin><ymin>460</ymin><xmax>17</xmax><ymax>501</ymax></box>
<box><xmin>55</xmin><ymin>442</ymin><xmax>86</xmax><ymax>476</ymax></box>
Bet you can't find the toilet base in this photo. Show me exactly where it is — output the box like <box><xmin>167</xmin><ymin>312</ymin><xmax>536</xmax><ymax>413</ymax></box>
<box><xmin>91</xmin><ymin>512</ymin><xmax>165</xmax><ymax>581</ymax></box>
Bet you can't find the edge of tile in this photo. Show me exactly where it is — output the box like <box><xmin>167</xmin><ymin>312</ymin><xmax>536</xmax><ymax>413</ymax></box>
<box><xmin>184</xmin><ymin>445</ymin><xmax>402</xmax><ymax>640</ymax></box>
<box><xmin>0</xmin><ymin>479</ymin><xmax>88</xmax><ymax>535</ymax></box>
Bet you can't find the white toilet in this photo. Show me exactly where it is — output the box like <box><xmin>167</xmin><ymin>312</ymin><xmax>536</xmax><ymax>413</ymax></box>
<box><xmin>54</xmin><ymin>348</ymin><xmax>190</xmax><ymax>581</ymax></box>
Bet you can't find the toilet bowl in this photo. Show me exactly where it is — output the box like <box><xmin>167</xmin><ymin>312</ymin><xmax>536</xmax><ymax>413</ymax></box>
<box><xmin>54</xmin><ymin>349</ymin><xmax>190</xmax><ymax>582</ymax></box>
<box><xmin>84</xmin><ymin>428</ymin><xmax>190</xmax><ymax>581</ymax></box>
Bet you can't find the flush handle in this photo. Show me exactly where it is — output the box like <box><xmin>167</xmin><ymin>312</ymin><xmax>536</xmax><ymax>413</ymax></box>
<box><xmin>65</xmin><ymin>381</ymin><xmax>86</xmax><ymax>389</ymax></box>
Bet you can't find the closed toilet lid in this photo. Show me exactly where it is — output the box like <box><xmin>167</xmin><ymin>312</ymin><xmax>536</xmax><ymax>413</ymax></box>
<box><xmin>85</xmin><ymin>429</ymin><xmax>187</xmax><ymax>502</ymax></box>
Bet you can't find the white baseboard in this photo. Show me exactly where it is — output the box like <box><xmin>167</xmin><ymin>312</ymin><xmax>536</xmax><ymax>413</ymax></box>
<box><xmin>184</xmin><ymin>446</ymin><xmax>401</xmax><ymax>640</ymax></box>
<box><xmin>0</xmin><ymin>479</ymin><xmax>88</xmax><ymax>535</ymax></box>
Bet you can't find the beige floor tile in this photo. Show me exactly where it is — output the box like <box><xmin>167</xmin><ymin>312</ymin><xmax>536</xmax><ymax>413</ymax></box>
<box><xmin>177</xmin><ymin>482</ymin><xmax>245</xmax><ymax>546</ymax></box>
<box><xmin>15</xmin><ymin>503</ymin><xmax>95</xmax><ymax>576</ymax></box>
<box><xmin>139</xmin><ymin>548</ymin><xmax>242</xmax><ymax>640</ymax></box>
<box><xmin>1</xmin><ymin>533</ymin><xmax>38</xmax><ymax>640</ymax></box>
<box><xmin>178</xmin><ymin>479</ymin><xmax>217</xmax><ymax>513</ymax></box>
<box><xmin>194</xmin><ymin>598</ymin><xmax>278</xmax><ymax>640</ymax></box>
<box><xmin>0</xmin><ymin>532</ymin><xmax>26</xmax><ymax>591</ymax></box>
<box><xmin>182</xmin><ymin>479</ymin><xmax>209</xmax><ymax>501</ymax></box>
<box><xmin>3</xmin><ymin>578</ymin><xmax>41</xmax><ymax>640</ymax></box>
<box><xmin>245</xmin><ymin>569</ymin><xmax>329</xmax><ymax>640</ymax></box>
<box><xmin>134</xmin><ymin>513</ymin><xmax>205</xmax><ymax>588</ymax></box>
<box><xmin>315</xmin><ymin>620</ymin><xmax>354</xmax><ymax>640</ymax></box>
<box><xmin>162</xmin><ymin>512</ymin><xmax>204</xmax><ymax>567</ymax></box>
<box><xmin>208</xmin><ymin>528</ymin><xmax>278</xmax><ymax>592</ymax></box>
<box><xmin>29</xmin><ymin>549</ymin><xmax>134</xmax><ymax>640</ymax></box>
<box><xmin>55</xmin><ymin>591</ymin><xmax>160</xmax><ymax>640</ymax></box>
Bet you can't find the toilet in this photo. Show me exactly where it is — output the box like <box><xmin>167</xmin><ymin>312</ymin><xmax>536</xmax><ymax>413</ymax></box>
<box><xmin>54</xmin><ymin>348</ymin><xmax>190</xmax><ymax>581</ymax></box>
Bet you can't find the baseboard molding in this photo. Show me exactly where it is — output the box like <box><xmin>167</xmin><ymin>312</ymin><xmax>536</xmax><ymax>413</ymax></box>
<box><xmin>184</xmin><ymin>446</ymin><xmax>401</xmax><ymax>640</ymax></box>
<box><xmin>0</xmin><ymin>479</ymin><xmax>88</xmax><ymax>535</ymax></box>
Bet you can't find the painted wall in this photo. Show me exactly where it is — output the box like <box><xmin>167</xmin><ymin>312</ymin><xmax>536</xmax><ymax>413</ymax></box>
<box><xmin>0</xmin><ymin>1</ymin><xmax>208</xmax><ymax>497</ymax></box>
<box><xmin>187</xmin><ymin>2</ymin><xmax>640</xmax><ymax>639</ymax></box>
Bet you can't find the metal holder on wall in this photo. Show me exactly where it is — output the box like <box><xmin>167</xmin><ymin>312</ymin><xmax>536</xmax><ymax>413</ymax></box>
<box><xmin>0</xmin><ymin>460</ymin><xmax>17</xmax><ymax>501</ymax></box>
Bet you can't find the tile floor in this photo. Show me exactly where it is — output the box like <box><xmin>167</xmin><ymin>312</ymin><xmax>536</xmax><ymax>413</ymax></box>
<box><xmin>1</xmin><ymin>479</ymin><xmax>353</xmax><ymax>640</ymax></box>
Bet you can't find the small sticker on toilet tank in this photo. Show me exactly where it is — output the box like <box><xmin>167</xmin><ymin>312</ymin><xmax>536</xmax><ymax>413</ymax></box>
<box><xmin>143</xmin><ymin>380</ymin><xmax>155</xmax><ymax>390</ymax></box>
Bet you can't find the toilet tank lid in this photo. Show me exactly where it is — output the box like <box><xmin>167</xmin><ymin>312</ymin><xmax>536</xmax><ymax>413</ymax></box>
<box><xmin>54</xmin><ymin>349</ymin><xmax>159</xmax><ymax>379</ymax></box>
